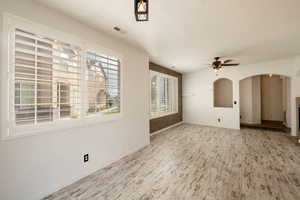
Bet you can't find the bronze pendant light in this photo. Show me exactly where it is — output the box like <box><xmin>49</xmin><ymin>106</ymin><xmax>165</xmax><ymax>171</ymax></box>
<box><xmin>135</xmin><ymin>0</ymin><xmax>149</xmax><ymax>21</ymax></box>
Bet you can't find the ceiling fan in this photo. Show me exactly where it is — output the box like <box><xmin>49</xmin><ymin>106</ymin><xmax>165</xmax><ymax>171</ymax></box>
<box><xmin>211</xmin><ymin>57</ymin><xmax>240</xmax><ymax>72</ymax></box>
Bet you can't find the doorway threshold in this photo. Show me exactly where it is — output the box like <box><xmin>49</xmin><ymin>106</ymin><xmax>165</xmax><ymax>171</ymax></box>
<box><xmin>241</xmin><ymin>120</ymin><xmax>291</xmax><ymax>133</ymax></box>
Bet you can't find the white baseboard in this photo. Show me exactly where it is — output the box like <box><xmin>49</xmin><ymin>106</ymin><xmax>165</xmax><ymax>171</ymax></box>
<box><xmin>150</xmin><ymin>122</ymin><xmax>183</xmax><ymax>137</ymax></box>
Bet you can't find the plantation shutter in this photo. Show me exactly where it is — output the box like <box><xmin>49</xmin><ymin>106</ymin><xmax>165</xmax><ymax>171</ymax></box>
<box><xmin>150</xmin><ymin>74</ymin><xmax>159</xmax><ymax>115</ymax></box>
<box><xmin>14</xmin><ymin>28</ymin><xmax>82</xmax><ymax>125</ymax></box>
<box><xmin>150</xmin><ymin>71</ymin><xmax>178</xmax><ymax>117</ymax></box>
<box><xmin>86</xmin><ymin>51</ymin><xmax>120</xmax><ymax>115</ymax></box>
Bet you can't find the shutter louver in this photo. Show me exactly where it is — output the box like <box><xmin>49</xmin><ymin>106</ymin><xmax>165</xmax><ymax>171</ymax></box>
<box><xmin>86</xmin><ymin>51</ymin><xmax>120</xmax><ymax>115</ymax></box>
<box><xmin>150</xmin><ymin>71</ymin><xmax>178</xmax><ymax>118</ymax></box>
<box><xmin>14</xmin><ymin>28</ymin><xmax>82</xmax><ymax>125</ymax></box>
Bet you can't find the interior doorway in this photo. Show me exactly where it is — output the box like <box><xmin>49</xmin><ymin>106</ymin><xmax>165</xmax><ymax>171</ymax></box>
<box><xmin>239</xmin><ymin>74</ymin><xmax>291</xmax><ymax>132</ymax></box>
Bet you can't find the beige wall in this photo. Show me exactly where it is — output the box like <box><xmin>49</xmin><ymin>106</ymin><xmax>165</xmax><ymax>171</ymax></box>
<box><xmin>214</xmin><ymin>78</ymin><xmax>233</xmax><ymax>108</ymax></box>
<box><xmin>252</xmin><ymin>76</ymin><xmax>261</xmax><ymax>124</ymax></box>
<box><xmin>282</xmin><ymin>77</ymin><xmax>291</xmax><ymax>127</ymax></box>
<box><xmin>239</xmin><ymin>76</ymin><xmax>261</xmax><ymax>124</ymax></box>
<box><xmin>261</xmin><ymin>75</ymin><xmax>283</xmax><ymax>121</ymax></box>
<box><xmin>240</xmin><ymin>77</ymin><xmax>253</xmax><ymax>123</ymax></box>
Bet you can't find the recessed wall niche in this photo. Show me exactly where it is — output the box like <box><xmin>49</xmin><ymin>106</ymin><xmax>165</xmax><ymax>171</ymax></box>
<box><xmin>214</xmin><ymin>78</ymin><xmax>233</xmax><ymax>108</ymax></box>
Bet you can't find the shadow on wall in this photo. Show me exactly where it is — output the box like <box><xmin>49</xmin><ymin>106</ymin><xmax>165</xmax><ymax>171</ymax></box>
<box><xmin>214</xmin><ymin>78</ymin><xmax>233</xmax><ymax>108</ymax></box>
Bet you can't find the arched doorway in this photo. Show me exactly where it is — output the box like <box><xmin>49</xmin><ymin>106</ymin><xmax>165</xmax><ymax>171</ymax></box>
<box><xmin>239</xmin><ymin>74</ymin><xmax>291</xmax><ymax>132</ymax></box>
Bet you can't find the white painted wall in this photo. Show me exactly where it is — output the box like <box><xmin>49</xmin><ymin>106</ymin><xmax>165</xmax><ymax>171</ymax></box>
<box><xmin>182</xmin><ymin>71</ymin><xmax>240</xmax><ymax>129</ymax></box>
<box><xmin>183</xmin><ymin>57</ymin><xmax>300</xmax><ymax>135</ymax></box>
<box><xmin>0</xmin><ymin>1</ymin><xmax>150</xmax><ymax>200</ymax></box>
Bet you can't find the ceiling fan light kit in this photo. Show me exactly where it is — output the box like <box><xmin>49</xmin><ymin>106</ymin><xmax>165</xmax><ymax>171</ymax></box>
<box><xmin>135</xmin><ymin>0</ymin><xmax>149</xmax><ymax>21</ymax></box>
<box><xmin>211</xmin><ymin>57</ymin><xmax>240</xmax><ymax>73</ymax></box>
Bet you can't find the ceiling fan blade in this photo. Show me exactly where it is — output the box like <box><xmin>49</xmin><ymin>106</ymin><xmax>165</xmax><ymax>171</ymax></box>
<box><xmin>224</xmin><ymin>59</ymin><xmax>234</xmax><ymax>63</ymax></box>
<box><xmin>222</xmin><ymin>63</ymin><xmax>240</xmax><ymax>66</ymax></box>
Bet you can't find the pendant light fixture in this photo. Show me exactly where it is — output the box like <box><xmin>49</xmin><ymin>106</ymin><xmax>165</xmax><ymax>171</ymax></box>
<box><xmin>135</xmin><ymin>0</ymin><xmax>149</xmax><ymax>21</ymax></box>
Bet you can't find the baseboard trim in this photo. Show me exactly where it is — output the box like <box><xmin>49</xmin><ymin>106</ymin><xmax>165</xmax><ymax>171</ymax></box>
<box><xmin>184</xmin><ymin>122</ymin><xmax>240</xmax><ymax>130</ymax></box>
<box><xmin>150</xmin><ymin>122</ymin><xmax>183</xmax><ymax>137</ymax></box>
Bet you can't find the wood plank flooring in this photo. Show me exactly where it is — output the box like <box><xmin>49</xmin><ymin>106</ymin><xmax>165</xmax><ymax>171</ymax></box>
<box><xmin>43</xmin><ymin>124</ymin><xmax>300</xmax><ymax>200</ymax></box>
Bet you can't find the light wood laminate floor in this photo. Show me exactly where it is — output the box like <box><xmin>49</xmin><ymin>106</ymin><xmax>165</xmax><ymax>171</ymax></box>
<box><xmin>44</xmin><ymin>124</ymin><xmax>300</xmax><ymax>200</ymax></box>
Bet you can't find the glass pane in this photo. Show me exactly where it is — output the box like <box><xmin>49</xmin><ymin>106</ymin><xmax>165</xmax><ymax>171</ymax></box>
<box><xmin>150</xmin><ymin>71</ymin><xmax>178</xmax><ymax>118</ymax></box>
<box><xmin>14</xmin><ymin>28</ymin><xmax>82</xmax><ymax>125</ymax></box>
<box><xmin>86</xmin><ymin>51</ymin><xmax>120</xmax><ymax>115</ymax></box>
<box><xmin>158</xmin><ymin>77</ymin><xmax>167</xmax><ymax>112</ymax></box>
<box><xmin>151</xmin><ymin>75</ymin><xmax>158</xmax><ymax>114</ymax></box>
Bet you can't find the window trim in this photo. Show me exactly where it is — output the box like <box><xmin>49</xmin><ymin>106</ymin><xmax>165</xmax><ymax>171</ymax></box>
<box><xmin>1</xmin><ymin>13</ymin><xmax>124</xmax><ymax>140</ymax></box>
<box><xmin>150</xmin><ymin>70</ymin><xmax>179</xmax><ymax>120</ymax></box>
<box><xmin>85</xmin><ymin>49</ymin><xmax>122</xmax><ymax>117</ymax></box>
<box><xmin>150</xmin><ymin>111</ymin><xmax>179</xmax><ymax>120</ymax></box>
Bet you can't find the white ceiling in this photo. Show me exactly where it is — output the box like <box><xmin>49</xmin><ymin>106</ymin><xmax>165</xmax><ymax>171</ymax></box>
<box><xmin>35</xmin><ymin>0</ymin><xmax>300</xmax><ymax>73</ymax></box>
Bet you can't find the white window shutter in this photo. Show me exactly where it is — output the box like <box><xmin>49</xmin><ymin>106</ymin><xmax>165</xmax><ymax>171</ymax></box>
<box><xmin>85</xmin><ymin>51</ymin><xmax>121</xmax><ymax>115</ymax></box>
<box><xmin>14</xmin><ymin>28</ymin><xmax>82</xmax><ymax>125</ymax></box>
<box><xmin>150</xmin><ymin>71</ymin><xmax>178</xmax><ymax>118</ymax></box>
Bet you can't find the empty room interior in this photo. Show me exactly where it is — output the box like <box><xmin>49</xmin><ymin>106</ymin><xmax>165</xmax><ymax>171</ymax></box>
<box><xmin>1</xmin><ymin>0</ymin><xmax>300</xmax><ymax>200</ymax></box>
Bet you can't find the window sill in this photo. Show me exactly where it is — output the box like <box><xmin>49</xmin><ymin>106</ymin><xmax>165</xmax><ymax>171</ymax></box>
<box><xmin>150</xmin><ymin>112</ymin><xmax>178</xmax><ymax>120</ymax></box>
<box><xmin>2</xmin><ymin>113</ymin><xmax>123</xmax><ymax>141</ymax></box>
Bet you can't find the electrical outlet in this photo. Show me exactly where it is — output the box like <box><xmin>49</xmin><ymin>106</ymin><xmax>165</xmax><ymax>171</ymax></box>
<box><xmin>84</xmin><ymin>154</ymin><xmax>89</xmax><ymax>163</ymax></box>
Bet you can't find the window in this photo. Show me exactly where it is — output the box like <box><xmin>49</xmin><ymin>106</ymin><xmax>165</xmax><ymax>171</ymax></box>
<box><xmin>15</xmin><ymin>81</ymin><xmax>35</xmax><ymax>108</ymax></box>
<box><xmin>56</xmin><ymin>82</ymin><xmax>71</xmax><ymax>118</ymax></box>
<box><xmin>14</xmin><ymin>28</ymin><xmax>82</xmax><ymax>125</ymax></box>
<box><xmin>86</xmin><ymin>51</ymin><xmax>120</xmax><ymax>115</ymax></box>
<box><xmin>150</xmin><ymin>71</ymin><xmax>178</xmax><ymax>118</ymax></box>
<box><xmin>3</xmin><ymin>15</ymin><xmax>122</xmax><ymax>138</ymax></box>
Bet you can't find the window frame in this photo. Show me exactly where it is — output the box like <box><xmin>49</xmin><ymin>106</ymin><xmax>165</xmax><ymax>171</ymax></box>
<box><xmin>150</xmin><ymin>70</ymin><xmax>179</xmax><ymax>119</ymax></box>
<box><xmin>1</xmin><ymin>13</ymin><xmax>124</xmax><ymax>140</ymax></box>
<box><xmin>83</xmin><ymin>48</ymin><xmax>123</xmax><ymax>119</ymax></box>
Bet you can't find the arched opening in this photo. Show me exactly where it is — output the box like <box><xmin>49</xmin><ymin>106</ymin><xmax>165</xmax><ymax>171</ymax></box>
<box><xmin>214</xmin><ymin>78</ymin><xmax>233</xmax><ymax>108</ymax></box>
<box><xmin>239</xmin><ymin>74</ymin><xmax>291</xmax><ymax>132</ymax></box>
